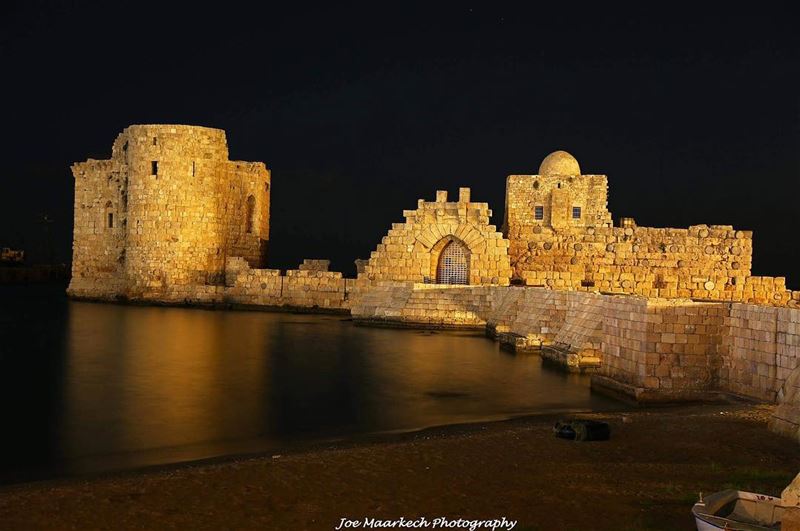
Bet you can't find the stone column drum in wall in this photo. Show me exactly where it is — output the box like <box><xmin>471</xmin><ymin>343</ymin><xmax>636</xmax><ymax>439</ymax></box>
<box><xmin>69</xmin><ymin>124</ymin><xmax>270</xmax><ymax>301</ymax></box>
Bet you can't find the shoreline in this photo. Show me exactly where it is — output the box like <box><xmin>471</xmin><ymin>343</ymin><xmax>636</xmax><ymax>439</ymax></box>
<box><xmin>0</xmin><ymin>404</ymin><xmax>631</xmax><ymax>489</ymax></box>
<box><xmin>1</xmin><ymin>403</ymin><xmax>796</xmax><ymax>530</ymax></box>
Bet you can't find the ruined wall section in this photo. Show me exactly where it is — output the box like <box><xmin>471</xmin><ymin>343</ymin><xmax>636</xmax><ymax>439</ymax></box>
<box><xmin>513</xmin><ymin>223</ymin><xmax>754</xmax><ymax>297</ymax></box>
<box><xmin>360</xmin><ymin>188</ymin><xmax>512</xmax><ymax>286</ymax></box>
<box><xmin>503</xmin><ymin>152</ymin><xmax>798</xmax><ymax>307</ymax></box>
<box><xmin>510</xmin><ymin>223</ymin><xmax>797</xmax><ymax>306</ymax></box>
<box><xmin>223</xmin><ymin>257</ymin><xmax>351</xmax><ymax>311</ymax></box>
<box><xmin>221</xmin><ymin>161</ymin><xmax>270</xmax><ymax>268</ymax></box>
<box><xmin>69</xmin><ymin>159</ymin><xmax>128</xmax><ymax>297</ymax></box>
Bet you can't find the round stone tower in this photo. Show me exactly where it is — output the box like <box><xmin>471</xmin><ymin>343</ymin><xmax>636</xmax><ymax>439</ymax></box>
<box><xmin>70</xmin><ymin>123</ymin><xmax>269</xmax><ymax>299</ymax></box>
<box><xmin>114</xmin><ymin>125</ymin><xmax>232</xmax><ymax>292</ymax></box>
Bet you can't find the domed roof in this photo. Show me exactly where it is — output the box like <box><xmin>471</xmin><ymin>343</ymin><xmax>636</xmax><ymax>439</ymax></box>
<box><xmin>539</xmin><ymin>150</ymin><xmax>581</xmax><ymax>177</ymax></box>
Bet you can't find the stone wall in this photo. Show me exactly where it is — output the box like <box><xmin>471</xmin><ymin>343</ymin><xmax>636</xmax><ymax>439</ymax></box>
<box><xmin>544</xmin><ymin>291</ymin><xmax>607</xmax><ymax>370</ymax></box>
<box><xmin>350</xmin><ymin>281</ymin><xmax>500</xmax><ymax>328</ymax></box>
<box><xmin>69</xmin><ymin>124</ymin><xmax>270</xmax><ymax>300</ymax></box>
<box><xmin>359</xmin><ymin>188</ymin><xmax>512</xmax><ymax>286</ymax></box>
<box><xmin>771</xmin><ymin>366</ymin><xmax>800</xmax><ymax>443</ymax></box>
<box><xmin>452</xmin><ymin>285</ymin><xmax>800</xmax><ymax>403</ymax></box>
<box><xmin>594</xmin><ymin>298</ymin><xmax>727</xmax><ymax>401</ymax></box>
<box><xmin>503</xmin><ymin>151</ymin><xmax>799</xmax><ymax>307</ymax></box>
<box><xmin>223</xmin><ymin>257</ymin><xmax>351</xmax><ymax>311</ymax></box>
<box><xmin>721</xmin><ymin>304</ymin><xmax>800</xmax><ymax>401</ymax></box>
<box><xmin>357</xmin><ymin>284</ymin><xmax>796</xmax><ymax>396</ymax></box>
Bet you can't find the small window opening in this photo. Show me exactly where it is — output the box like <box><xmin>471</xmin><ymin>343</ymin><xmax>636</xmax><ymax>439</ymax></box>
<box><xmin>265</xmin><ymin>182</ymin><xmax>270</xmax><ymax>192</ymax></box>
<box><xmin>152</xmin><ymin>137</ymin><xmax>157</xmax><ymax>145</ymax></box>
<box><xmin>151</xmin><ymin>161</ymin><xmax>158</xmax><ymax>175</ymax></box>
<box><xmin>122</xmin><ymin>141</ymin><xmax>128</xmax><ymax>152</ymax></box>
<box><xmin>557</xmin><ymin>182</ymin><xmax>562</xmax><ymax>189</ymax></box>
<box><xmin>532</xmin><ymin>180</ymin><xmax>539</xmax><ymax>190</ymax></box>
<box><xmin>580</xmin><ymin>280</ymin><xmax>595</xmax><ymax>287</ymax></box>
<box><xmin>572</xmin><ymin>206</ymin><xmax>581</xmax><ymax>219</ymax></box>
<box><xmin>534</xmin><ymin>205</ymin><xmax>544</xmax><ymax>220</ymax></box>
<box><xmin>245</xmin><ymin>195</ymin><xmax>256</xmax><ymax>234</ymax></box>
<box><xmin>191</xmin><ymin>161</ymin><xmax>195</xmax><ymax>177</ymax></box>
<box><xmin>108</xmin><ymin>212</ymin><xmax>114</xmax><ymax>228</ymax></box>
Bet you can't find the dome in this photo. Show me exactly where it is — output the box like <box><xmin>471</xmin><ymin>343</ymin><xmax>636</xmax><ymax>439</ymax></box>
<box><xmin>539</xmin><ymin>150</ymin><xmax>581</xmax><ymax>177</ymax></box>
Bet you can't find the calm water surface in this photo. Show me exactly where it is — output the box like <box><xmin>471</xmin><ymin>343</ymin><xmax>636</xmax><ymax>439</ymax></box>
<box><xmin>0</xmin><ymin>285</ymin><xmax>620</xmax><ymax>482</ymax></box>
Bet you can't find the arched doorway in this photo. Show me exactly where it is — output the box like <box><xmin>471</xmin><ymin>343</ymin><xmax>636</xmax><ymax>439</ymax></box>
<box><xmin>436</xmin><ymin>240</ymin><xmax>469</xmax><ymax>284</ymax></box>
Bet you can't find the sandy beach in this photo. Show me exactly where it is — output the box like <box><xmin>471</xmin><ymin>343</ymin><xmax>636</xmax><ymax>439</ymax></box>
<box><xmin>0</xmin><ymin>403</ymin><xmax>797</xmax><ymax>530</ymax></box>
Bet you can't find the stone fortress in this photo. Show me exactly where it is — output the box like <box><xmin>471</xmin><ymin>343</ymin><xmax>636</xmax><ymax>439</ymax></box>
<box><xmin>69</xmin><ymin>125</ymin><xmax>270</xmax><ymax>300</ymax></box>
<box><xmin>69</xmin><ymin>125</ymin><xmax>800</xmax><ymax>442</ymax></box>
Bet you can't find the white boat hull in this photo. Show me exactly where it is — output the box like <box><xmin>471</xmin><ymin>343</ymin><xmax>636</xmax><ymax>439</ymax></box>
<box><xmin>692</xmin><ymin>489</ymin><xmax>784</xmax><ymax>530</ymax></box>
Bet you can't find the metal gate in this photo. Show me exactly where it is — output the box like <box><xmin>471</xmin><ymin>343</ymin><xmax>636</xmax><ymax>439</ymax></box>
<box><xmin>436</xmin><ymin>240</ymin><xmax>469</xmax><ymax>284</ymax></box>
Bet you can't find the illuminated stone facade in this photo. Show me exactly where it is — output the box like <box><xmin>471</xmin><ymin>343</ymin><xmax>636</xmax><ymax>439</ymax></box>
<box><xmin>67</xmin><ymin>131</ymin><xmax>800</xmax><ymax>420</ymax></box>
<box><xmin>68</xmin><ymin>125</ymin><xmax>270</xmax><ymax>300</ymax></box>
<box><xmin>503</xmin><ymin>150</ymin><xmax>798</xmax><ymax>306</ymax></box>
<box><xmin>359</xmin><ymin>188</ymin><xmax>512</xmax><ymax>286</ymax></box>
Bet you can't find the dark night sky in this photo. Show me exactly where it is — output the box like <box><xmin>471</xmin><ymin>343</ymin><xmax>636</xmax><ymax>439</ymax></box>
<box><xmin>1</xmin><ymin>2</ymin><xmax>798</xmax><ymax>284</ymax></box>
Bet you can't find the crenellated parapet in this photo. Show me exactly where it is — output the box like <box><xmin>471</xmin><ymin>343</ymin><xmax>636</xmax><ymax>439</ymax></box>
<box><xmin>360</xmin><ymin>187</ymin><xmax>512</xmax><ymax>286</ymax></box>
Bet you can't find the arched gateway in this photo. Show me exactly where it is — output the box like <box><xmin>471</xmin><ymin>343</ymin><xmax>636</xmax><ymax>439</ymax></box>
<box><xmin>436</xmin><ymin>239</ymin><xmax>469</xmax><ymax>284</ymax></box>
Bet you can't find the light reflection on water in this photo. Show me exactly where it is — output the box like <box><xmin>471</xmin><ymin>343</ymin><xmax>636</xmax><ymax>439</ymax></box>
<box><xmin>0</xmin><ymin>286</ymin><xmax>620</xmax><ymax>482</ymax></box>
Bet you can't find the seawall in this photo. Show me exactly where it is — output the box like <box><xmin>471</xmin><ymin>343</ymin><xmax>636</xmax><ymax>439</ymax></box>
<box><xmin>351</xmin><ymin>284</ymin><xmax>800</xmax><ymax>406</ymax></box>
<box><xmin>66</xmin><ymin>273</ymin><xmax>800</xmax><ymax>439</ymax></box>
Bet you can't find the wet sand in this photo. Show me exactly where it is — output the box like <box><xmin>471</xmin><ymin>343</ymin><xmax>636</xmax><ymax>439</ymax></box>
<box><xmin>0</xmin><ymin>404</ymin><xmax>797</xmax><ymax>530</ymax></box>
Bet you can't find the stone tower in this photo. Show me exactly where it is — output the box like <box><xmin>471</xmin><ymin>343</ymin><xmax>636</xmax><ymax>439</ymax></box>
<box><xmin>69</xmin><ymin>124</ymin><xmax>270</xmax><ymax>300</ymax></box>
<box><xmin>503</xmin><ymin>150</ymin><xmax>612</xmax><ymax>235</ymax></box>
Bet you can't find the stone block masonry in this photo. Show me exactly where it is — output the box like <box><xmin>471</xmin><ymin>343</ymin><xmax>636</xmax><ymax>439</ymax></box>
<box><xmin>69</xmin><ymin>125</ymin><xmax>270</xmax><ymax>301</ymax></box>
<box><xmin>65</xmin><ymin>130</ymin><xmax>800</xmax><ymax>441</ymax></box>
<box><xmin>503</xmin><ymin>151</ymin><xmax>800</xmax><ymax>307</ymax></box>
<box><xmin>351</xmin><ymin>281</ymin><xmax>499</xmax><ymax>328</ymax></box>
<box><xmin>355</xmin><ymin>284</ymin><xmax>800</xmax><ymax>411</ymax></box>
<box><xmin>223</xmin><ymin>257</ymin><xmax>351</xmax><ymax>311</ymax></box>
<box><xmin>359</xmin><ymin>188</ymin><xmax>513</xmax><ymax>286</ymax></box>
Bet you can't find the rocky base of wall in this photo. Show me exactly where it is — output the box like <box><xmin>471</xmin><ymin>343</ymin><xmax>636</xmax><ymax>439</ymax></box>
<box><xmin>67</xmin><ymin>257</ymin><xmax>354</xmax><ymax>313</ymax></box>
<box><xmin>590</xmin><ymin>375</ymin><xmax>734</xmax><ymax>404</ymax></box>
<box><xmin>541</xmin><ymin>345</ymin><xmax>601</xmax><ymax>373</ymax></box>
<box><xmin>352</xmin><ymin>318</ymin><xmax>485</xmax><ymax>330</ymax></box>
<box><xmin>770</xmin><ymin>366</ymin><xmax>800</xmax><ymax>443</ymax></box>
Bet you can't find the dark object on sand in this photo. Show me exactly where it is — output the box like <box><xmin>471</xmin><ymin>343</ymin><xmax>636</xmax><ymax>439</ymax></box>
<box><xmin>554</xmin><ymin>419</ymin><xmax>610</xmax><ymax>441</ymax></box>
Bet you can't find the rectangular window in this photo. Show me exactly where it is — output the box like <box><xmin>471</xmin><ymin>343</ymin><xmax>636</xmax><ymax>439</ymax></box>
<box><xmin>107</xmin><ymin>212</ymin><xmax>114</xmax><ymax>228</ymax></box>
<box><xmin>572</xmin><ymin>206</ymin><xmax>581</xmax><ymax>219</ymax></box>
<box><xmin>534</xmin><ymin>205</ymin><xmax>544</xmax><ymax>220</ymax></box>
<box><xmin>151</xmin><ymin>161</ymin><xmax>158</xmax><ymax>175</ymax></box>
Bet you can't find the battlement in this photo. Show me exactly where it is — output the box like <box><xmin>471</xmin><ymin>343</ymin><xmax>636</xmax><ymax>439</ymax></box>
<box><xmin>361</xmin><ymin>188</ymin><xmax>511</xmax><ymax>286</ymax></box>
<box><xmin>110</xmin><ymin>124</ymin><xmax>228</xmax><ymax>160</ymax></box>
<box><xmin>402</xmin><ymin>188</ymin><xmax>493</xmax><ymax>227</ymax></box>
